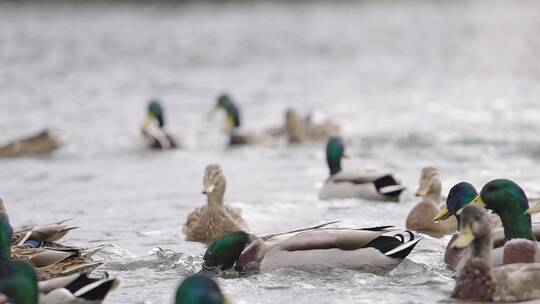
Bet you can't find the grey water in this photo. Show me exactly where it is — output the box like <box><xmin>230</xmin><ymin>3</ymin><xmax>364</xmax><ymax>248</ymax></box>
<box><xmin>2</xmin><ymin>0</ymin><xmax>540</xmax><ymax>303</ymax></box>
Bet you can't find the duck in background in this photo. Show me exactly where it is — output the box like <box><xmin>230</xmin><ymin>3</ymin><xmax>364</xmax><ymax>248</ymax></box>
<box><xmin>0</xmin><ymin>212</ymin><xmax>119</xmax><ymax>304</ymax></box>
<box><xmin>175</xmin><ymin>274</ymin><xmax>230</xmax><ymax>304</ymax></box>
<box><xmin>141</xmin><ymin>100</ymin><xmax>180</xmax><ymax>149</ymax></box>
<box><xmin>0</xmin><ymin>130</ymin><xmax>60</xmax><ymax>158</ymax></box>
<box><xmin>405</xmin><ymin>167</ymin><xmax>457</xmax><ymax>238</ymax></box>
<box><xmin>211</xmin><ymin>94</ymin><xmax>269</xmax><ymax>146</ymax></box>
<box><xmin>183</xmin><ymin>164</ymin><xmax>248</xmax><ymax>245</ymax></box>
<box><xmin>202</xmin><ymin>224</ymin><xmax>421</xmax><ymax>274</ymax></box>
<box><xmin>318</xmin><ymin>137</ymin><xmax>406</xmax><ymax>201</ymax></box>
<box><xmin>451</xmin><ymin>204</ymin><xmax>540</xmax><ymax>302</ymax></box>
<box><xmin>284</xmin><ymin>107</ymin><xmax>341</xmax><ymax>144</ymax></box>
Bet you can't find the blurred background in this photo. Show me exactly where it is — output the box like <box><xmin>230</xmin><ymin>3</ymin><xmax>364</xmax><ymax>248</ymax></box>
<box><xmin>1</xmin><ymin>0</ymin><xmax>540</xmax><ymax>303</ymax></box>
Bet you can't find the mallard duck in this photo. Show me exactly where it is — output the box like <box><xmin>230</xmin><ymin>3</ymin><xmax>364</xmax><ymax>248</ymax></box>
<box><xmin>405</xmin><ymin>167</ymin><xmax>457</xmax><ymax>238</ymax></box>
<box><xmin>0</xmin><ymin>130</ymin><xmax>60</xmax><ymax>158</ymax></box>
<box><xmin>183</xmin><ymin>164</ymin><xmax>248</xmax><ymax>245</ymax></box>
<box><xmin>284</xmin><ymin>107</ymin><xmax>341</xmax><ymax>144</ymax></box>
<box><xmin>1</xmin><ymin>203</ymin><xmax>103</xmax><ymax>280</ymax></box>
<box><xmin>469</xmin><ymin>179</ymin><xmax>540</xmax><ymax>264</ymax></box>
<box><xmin>175</xmin><ymin>274</ymin><xmax>230</xmax><ymax>304</ymax></box>
<box><xmin>142</xmin><ymin>100</ymin><xmax>179</xmax><ymax>149</ymax></box>
<box><xmin>212</xmin><ymin>94</ymin><xmax>268</xmax><ymax>146</ymax></box>
<box><xmin>202</xmin><ymin>225</ymin><xmax>421</xmax><ymax>274</ymax></box>
<box><xmin>318</xmin><ymin>137</ymin><xmax>406</xmax><ymax>201</ymax></box>
<box><xmin>0</xmin><ymin>261</ymin><xmax>119</xmax><ymax>304</ymax></box>
<box><xmin>451</xmin><ymin>204</ymin><xmax>540</xmax><ymax>302</ymax></box>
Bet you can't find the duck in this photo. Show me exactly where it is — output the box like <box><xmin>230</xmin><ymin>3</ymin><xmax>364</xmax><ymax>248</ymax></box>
<box><xmin>202</xmin><ymin>225</ymin><xmax>421</xmax><ymax>274</ymax></box>
<box><xmin>183</xmin><ymin>164</ymin><xmax>248</xmax><ymax>245</ymax></box>
<box><xmin>1</xmin><ymin>200</ymin><xmax>104</xmax><ymax>280</ymax></box>
<box><xmin>284</xmin><ymin>107</ymin><xmax>341</xmax><ymax>144</ymax></box>
<box><xmin>405</xmin><ymin>167</ymin><xmax>457</xmax><ymax>238</ymax></box>
<box><xmin>318</xmin><ymin>137</ymin><xmax>406</xmax><ymax>201</ymax></box>
<box><xmin>141</xmin><ymin>100</ymin><xmax>180</xmax><ymax>149</ymax></box>
<box><xmin>469</xmin><ymin>179</ymin><xmax>540</xmax><ymax>265</ymax></box>
<box><xmin>0</xmin><ymin>260</ymin><xmax>119</xmax><ymax>304</ymax></box>
<box><xmin>436</xmin><ymin>180</ymin><xmax>540</xmax><ymax>270</ymax></box>
<box><xmin>451</xmin><ymin>204</ymin><xmax>540</xmax><ymax>302</ymax></box>
<box><xmin>175</xmin><ymin>274</ymin><xmax>230</xmax><ymax>304</ymax></box>
<box><xmin>0</xmin><ymin>130</ymin><xmax>60</xmax><ymax>158</ymax></box>
<box><xmin>211</xmin><ymin>94</ymin><xmax>268</xmax><ymax>146</ymax></box>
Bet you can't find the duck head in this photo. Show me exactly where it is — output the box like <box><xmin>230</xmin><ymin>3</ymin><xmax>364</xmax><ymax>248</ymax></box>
<box><xmin>433</xmin><ymin>182</ymin><xmax>477</xmax><ymax>225</ymax></box>
<box><xmin>452</xmin><ymin>205</ymin><xmax>492</xmax><ymax>252</ymax></box>
<box><xmin>0</xmin><ymin>261</ymin><xmax>39</xmax><ymax>304</ymax></box>
<box><xmin>144</xmin><ymin>100</ymin><xmax>165</xmax><ymax>130</ymax></box>
<box><xmin>0</xmin><ymin>211</ymin><xmax>13</xmax><ymax>260</ymax></box>
<box><xmin>203</xmin><ymin>231</ymin><xmax>253</xmax><ymax>272</ymax></box>
<box><xmin>175</xmin><ymin>274</ymin><xmax>226</xmax><ymax>304</ymax></box>
<box><xmin>202</xmin><ymin>164</ymin><xmax>227</xmax><ymax>205</ymax></box>
<box><xmin>415</xmin><ymin>167</ymin><xmax>441</xmax><ymax>200</ymax></box>
<box><xmin>470</xmin><ymin>179</ymin><xmax>533</xmax><ymax>241</ymax></box>
<box><xmin>214</xmin><ymin>94</ymin><xmax>241</xmax><ymax>131</ymax></box>
<box><xmin>326</xmin><ymin>137</ymin><xmax>345</xmax><ymax>175</ymax></box>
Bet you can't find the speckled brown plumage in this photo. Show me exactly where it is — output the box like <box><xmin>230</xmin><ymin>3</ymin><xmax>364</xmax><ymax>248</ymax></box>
<box><xmin>452</xmin><ymin>258</ymin><xmax>496</xmax><ymax>300</ymax></box>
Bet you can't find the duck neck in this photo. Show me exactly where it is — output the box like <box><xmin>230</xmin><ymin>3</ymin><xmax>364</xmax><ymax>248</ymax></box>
<box><xmin>499</xmin><ymin>208</ymin><xmax>534</xmax><ymax>241</ymax></box>
<box><xmin>206</xmin><ymin>182</ymin><xmax>226</xmax><ymax>207</ymax></box>
<box><xmin>327</xmin><ymin>155</ymin><xmax>341</xmax><ymax>176</ymax></box>
<box><xmin>425</xmin><ymin>179</ymin><xmax>441</xmax><ymax>203</ymax></box>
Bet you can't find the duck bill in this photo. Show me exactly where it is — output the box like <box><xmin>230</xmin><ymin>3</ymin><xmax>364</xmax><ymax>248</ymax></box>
<box><xmin>470</xmin><ymin>195</ymin><xmax>486</xmax><ymax>208</ymax></box>
<box><xmin>452</xmin><ymin>225</ymin><xmax>475</xmax><ymax>248</ymax></box>
<box><xmin>526</xmin><ymin>202</ymin><xmax>540</xmax><ymax>215</ymax></box>
<box><xmin>433</xmin><ymin>207</ymin><xmax>451</xmax><ymax>222</ymax></box>
<box><xmin>202</xmin><ymin>184</ymin><xmax>215</xmax><ymax>194</ymax></box>
<box><xmin>224</xmin><ymin>298</ymin><xmax>234</xmax><ymax>304</ymax></box>
<box><xmin>415</xmin><ymin>185</ymin><xmax>429</xmax><ymax>197</ymax></box>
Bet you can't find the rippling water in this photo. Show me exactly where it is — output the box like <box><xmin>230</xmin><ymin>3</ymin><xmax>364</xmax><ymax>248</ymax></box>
<box><xmin>2</xmin><ymin>0</ymin><xmax>540</xmax><ymax>303</ymax></box>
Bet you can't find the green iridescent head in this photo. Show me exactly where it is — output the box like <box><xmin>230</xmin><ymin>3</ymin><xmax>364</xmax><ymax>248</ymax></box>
<box><xmin>203</xmin><ymin>231</ymin><xmax>252</xmax><ymax>271</ymax></box>
<box><xmin>447</xmin><ymin>182</ymin><xmax>478</xmax><ymax>215</ymax></box>
<box><xmin>0</xmin><ymin>212</ymin><xmax>13</xmax><ymax>260</ymax></box>
<box><xmin>475</xmin><ymin>179</ymin><xmax>533</xmax><ymax>240</ymax></box>
<box><xmin>175</xmin><ymin>275</ymin><xmax>225</xmax><ymax>304</ymax></box>
<box><xmin>215</xmin><ymin>94</ymin><xmax>240</xmax><ymax>129</ymax></box>
<box><xmin>326</xmin><ymin>137</ymin><xmax>344</xmax><ymax>175</ymax></box>
<box><xmin>147</xmin><ymin>100</ymin><xmax>165</xmax><ymax>127</ymax></box>
<box><xmin>0</xmin><ymin>261</ymin><xmax>39</xmax><ymax>304</ymax></box>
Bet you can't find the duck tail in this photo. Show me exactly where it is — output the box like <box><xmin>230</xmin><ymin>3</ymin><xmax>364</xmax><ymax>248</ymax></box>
<box><xmin>374</xmin><ymin>175</ymin><xmax>406</xmax><ymax>197</ymax></box>
<box><xmin>385</xmin><ymin>236</ymin><xmax>422</xmax><ymax>259</ymax></box>
<box><xmin>70</xmin><ymin>273</ymin><xmax>121</xmax><ymax>301</ymax></box>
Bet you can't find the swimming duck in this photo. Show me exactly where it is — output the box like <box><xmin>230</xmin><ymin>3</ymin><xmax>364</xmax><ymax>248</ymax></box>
<box><xmin>318</xmin><ymin>137</ymin><xmax>406</xmax><ymax>201</ymax></box>
<box><xmin>405</xmin><ymin>167</ymin><xmax>457</xmax><ymax>238</ymax></box>
<box><xmin>175</xmin><ymin>274</ymin><xmax>230</xmax><ymax>304</ymax></box>
<box><xmin>183</xmin><ymin>164</ymin><xmax>248</xmax><ymax>245</ymax></box>
<box><xmin>202</xmin><ymin>225</ymin><xmax>421</xmax><ymax>274</ymax></box>
<box><xmin>284</xmin><ymin>107</ymin><xmax>341</xmax><ymax>144</ymax></box>
<box><xmin>212</xmin><ymin>94</ymin><xmax>267</xmax><ymax>146</ymax></box>
<box><xmin>469</xmin><ymin>179</ymin><xmax>540</xmax><ymax>265</ymax></box>
<box><xmin>451</xmin><ymin>204</ymin><xmax>540</xmax><ymax>302</ymax></box>
<box><xmin>0</xmin><ymin>260</ymin><xmax>119</xmax><ymax>304</ymax></box>
<box><xmin>0</xmin><ymin>130</ymin><xmax>60</xmax><ymax>158</ymax></box>
<box><xmin>142</xmin><ymin>100</ymin><xmax>179</xmax><ymax>149</ymax></box>
<box><xmin>0</xmin><ymin>202</ymin><xmax>103</xmax><ymax>280</ymax></box>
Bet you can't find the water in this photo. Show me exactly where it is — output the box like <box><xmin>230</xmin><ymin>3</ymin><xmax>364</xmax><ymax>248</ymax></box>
<box><xmin>1</xmin><ymin>0</ymin><xmax>540</xmax><ymax>302</ymax></box>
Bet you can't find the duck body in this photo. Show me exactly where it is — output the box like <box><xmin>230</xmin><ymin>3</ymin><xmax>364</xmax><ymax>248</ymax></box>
<box><xmin>0</xmin><ymin>130</ymin><xmax>60</xmax><ymax>158</ymax></box>
<box><xmin>204</xmin><ymin>225</ymin><xmax>421</xmax><ymax>275</ymax></box>
<box><xmin>183</xmin><ymin>164</ymin><xmax>248</xmax><ymax>245</ymax></box>
<box><xmin>406</xmin><ymin>167</ymin><xmax>457</xmax><ymax>238</ymax></box>
<box><xmin>451</xmin><ymin>205</ymin><xmax>540</xmax><ymax>302</ymax></box>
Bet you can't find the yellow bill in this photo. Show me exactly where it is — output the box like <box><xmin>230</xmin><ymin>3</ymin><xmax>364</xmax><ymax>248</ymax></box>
<box><xmin>433</xmin><ymin>207</ymin><xmax>450</xmax><ymax>222</ymax></box>
<box><xmin>452</xmin><ymin>225</ymin><xmax>475</xmax><ymax>248</ymax></box>
<box><xmin>526</xmin><ymin>202</ymin><xmax>540</xmax><ymax>215</ymax></box>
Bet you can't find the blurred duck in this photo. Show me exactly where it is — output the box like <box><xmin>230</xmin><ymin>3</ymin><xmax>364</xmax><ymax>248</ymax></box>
<box><xmin>141</xmin><ymin>100</ymin><xmax>179</xmax><ymax>149</ymax></box>
<box><xmin>202</xmin><ymin>224</ymin><xmax>421</xmax><ymax>274</ymax></box>
<box><xmin>211</xmin><ymin>94</ymin><xmax>267</xmax><ymax>146</ymax></box>
<box><xmin>175</xmin><ymin>274</ymin><xmax>230</xmax><ymax>304</ymax></box>
<box><xmin>1</xmin><ymin>200</ymin><xmax>103</xmax><ymax>280</ymax></box>
<box><xmin>435</xmin><ymin>181</ymin><xmax>540</xmax><ymax>270</ymax></box>
<box><xmin>318</xmin><ymin>137</ymin><xmax>406</xmax><ymax>201</ymax></box>
<box><xmin>284</xmin><ymin>107</ymin><xmax>341</xmax><ymax>144</ymax></box>
<box><xmin>0</xmin><ymin>260</ymin><xmax>119</xmax><ymax>304</ymax></box>
<box><xmin>451</xmin><ymin>205</ymin><xmax>540</xmax><ymax>302</ymax></box>
<box><xmin>405</xmin><ymin>167</ymin><xmax>457</xmax><ymax>237</ymax></box>
<box><xmin>183</xmin><ymin>164</ymin><xmax>248</xmax><ymax>245</ymax></box>
<box><xmin>0</xmin><ymin>130</ymin><xmax>60</xmax><ymax>158</ymax></box>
